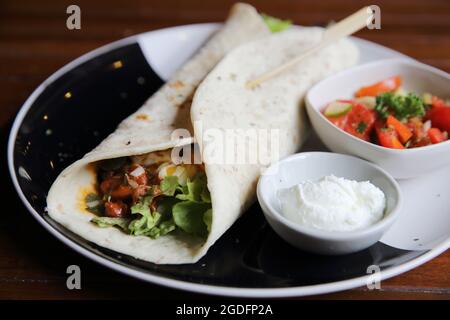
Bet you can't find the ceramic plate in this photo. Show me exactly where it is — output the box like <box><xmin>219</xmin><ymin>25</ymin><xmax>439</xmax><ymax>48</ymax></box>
<box><xmin>8</xmin><ymin>23</ymin><xmax>450</xmax><ymax>297</ymax></box>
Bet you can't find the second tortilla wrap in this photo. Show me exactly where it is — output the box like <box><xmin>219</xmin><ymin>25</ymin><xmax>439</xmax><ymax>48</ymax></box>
<box><xmin>190</xmin><ymin>27</ymin><xmax>359</xmax><ymax>260</ymax></box>
<box><xmin>47</xmin><ymin>3</ymin><xmax>271</xmax><ymax>264</ymax></box>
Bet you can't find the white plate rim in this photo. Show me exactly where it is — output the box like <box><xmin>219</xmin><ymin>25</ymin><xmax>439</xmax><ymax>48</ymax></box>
<box><xmin>7</xmin><ymin>23</ymin><xmax>449</xmax><ymax>298</ymax></box>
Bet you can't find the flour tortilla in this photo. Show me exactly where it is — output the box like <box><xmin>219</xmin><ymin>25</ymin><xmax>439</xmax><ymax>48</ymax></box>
<box><xmin>190</xmin><ymin>28</ymin><xmax>359</xmax><ymax>259</ymax></box>
<box><xmin>47</xmin><ymin>14</ymin><xmax>359</xmax><ymax>263</ymax></box>
<box><xmin>47</xmin><ymin>3</ymin><xmax>271</xmax><ymax>264</ymax></box>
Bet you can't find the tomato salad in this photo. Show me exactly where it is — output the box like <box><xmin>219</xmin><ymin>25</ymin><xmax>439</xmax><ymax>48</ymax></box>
<box><xmin>323</xmin><ymin>76</ymin><xmax>449</xmax><ymax>149</ymax></box>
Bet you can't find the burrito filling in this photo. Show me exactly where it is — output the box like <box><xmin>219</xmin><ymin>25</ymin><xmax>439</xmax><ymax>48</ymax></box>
<box><xmin>85</xmin><ymin>148</ymin><xmax>211</xmax><ymax>240</ymax></box>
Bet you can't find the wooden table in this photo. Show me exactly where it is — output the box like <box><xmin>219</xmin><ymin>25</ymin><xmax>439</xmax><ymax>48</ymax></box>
<box><xmin>1</xmin><ymin>0</ymin><xmax>449</xmax><ymax>300</ymax></box>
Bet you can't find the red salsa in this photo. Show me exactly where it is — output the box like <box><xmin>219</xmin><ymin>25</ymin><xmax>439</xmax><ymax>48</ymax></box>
<box><xmin>323</xmin><ymin>76</ymin><xmax>449</xmax><ymax>149</ymax></box>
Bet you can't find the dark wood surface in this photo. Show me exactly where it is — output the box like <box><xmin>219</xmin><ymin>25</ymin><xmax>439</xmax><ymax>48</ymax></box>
<box><xmin>1</xmin><ymin>0</ymin><xmax>449</xmax><ymax>300</ymax></box>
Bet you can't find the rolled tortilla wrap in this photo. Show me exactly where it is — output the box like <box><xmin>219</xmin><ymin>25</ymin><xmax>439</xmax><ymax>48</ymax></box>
<box><xmin>190</xmin><ymin>27</ymin><xmax>359</xmax><ymax>260</ymax></box>
<box><xmin>47</xmin><ymin>3</ymin><xmax>271</xmax><ymax>264</ymax></box>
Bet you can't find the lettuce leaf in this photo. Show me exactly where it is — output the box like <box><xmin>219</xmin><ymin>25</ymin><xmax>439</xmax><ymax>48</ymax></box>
<box><xmin>157</xmin><ymin>196</ymin><xmax>181</xmax><ymax>218</ymax></box>
<box><xmin>172</xmin><ymin>201</ymin><xmax>211</xmax><ymax>237</ymax></box>
<box><xmin>160</xmin><ymin>176</ymin><xmax>180</xmax><ymax>196</ymax></box>
<box><xmin>262</xmin><ymin>14</ymin><xmax>292</xmax><ymax>33</ymax></box>
<box><xmin>176</xmin><ymin>173</ymin><xmax>210</xmax><ymax>202</ymax></box>
<box><xmin>148</xmin><ymin>219</ymin><xmax>177</xmax><ymax>238</ymax></box>
<box><xmin>203</xmin><ymin>209</ymin><xmax>212</xmax><ymax>233</ymax></box>
<box><xmin>172</xmin><ymin>173</ymin><xmax>212</xmax><ymax>237</ymax></box>
<box><xmin>128</xmin><ymin>196</ymin><xmax>162</xmax><ymax>236</ymax></box>
<box><xmin>91</xmin><ymin>216</ymin><xmax>129</xmax><ymax>230</ymax></box>
<box><xmin>160</xmin><ymin>173</ymin><xmax>212</xmax><ymax>238</ymax></box>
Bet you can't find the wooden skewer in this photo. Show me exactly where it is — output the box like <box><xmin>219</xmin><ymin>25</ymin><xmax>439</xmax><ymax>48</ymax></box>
<box><xmin>246</xmin><ymin>6</ymin><xmax>372</xmax><ymax>89</ymax></box>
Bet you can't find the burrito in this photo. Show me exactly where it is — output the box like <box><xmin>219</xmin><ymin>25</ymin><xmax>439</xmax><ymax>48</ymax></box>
<box><xmin>47</xmin><ymin>5</ymin><xmax>359</xmax><ymax>264</ymax></box>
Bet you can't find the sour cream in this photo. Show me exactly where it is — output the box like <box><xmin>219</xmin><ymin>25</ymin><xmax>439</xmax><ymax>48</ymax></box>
<box><xmin>277</xmin><ymin>175</ymin><xmax>385</xmax><ymax>232</ymax></box>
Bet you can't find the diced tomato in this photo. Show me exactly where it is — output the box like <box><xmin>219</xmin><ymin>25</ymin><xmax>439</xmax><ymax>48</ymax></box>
<box><xmin>127</xmin><ymin>164</ymin><xmax>148</xmax><ymax>185</ymax></box>
<box><xmin>426</xmin><ymin>106</ymin><xmax>450</xmax><ymax>134</ymax></box>
<box><xmin>355</xmin><ymin>76</ymin><xmax>402</xmax><ymax>97</ymax></box>
<box><xmin>343</xmin><ymin>103</ymin><xmax>377</xmax><ymax>141</ymax></box>
<box><xmin>135</xmin><ymin>174</ymin><xmax>148</xmax><ymax>185</ymax></box>
<box><xmin>431</xmin><ymin>96</ymin><xmax>448</xmax><ymax>109</ymax></box>
<box><xmin>412</xmin><ymin>138</ymin><xmax>431</xmax><ymax>148</ymax></box>
<box><xmin>324</xmin><ymin>100</ymin><xmax>354</xmax><ymax>128</ymax></box>
<box><xmin>104</xmin><ymin>201</ymin><xmax>128</xmax><ymax>218</ymax></box>
<box><xmin>110</xmin><ymin>185</ymin><xmax>133</xmax><ymax>199</ymax></box>
<box><xmin>327</xmin><ymin>114</ymin><xmax>348</xmax><ymax>130</ymax></box>
<box><xmin>386</xmin><ymin>115</ymin><xmax>412</xmax><ymax>144</ymax></box>
<box><xmin>376</xmin><ymin>126</ymin><xmax>405</xmax><ymax>149</ymax></box>
<box><xmin>407</xmin><ymin>117</ymin><xmax>426</xmax><ymax>142</ymax></box>
<box><xmin>100</xmin><ymin>176</ymin><xmax>122</xmax><ymax>194</ymax></box>
<box><xmin>132</xmin><ymin>185</ymin><xmax>149</xmax><ymax>203</ymax></box>
<box><xmin>405</xmin><ymin>117</ymin><xmax>432</xmax><ymax>147</ymax></box>
<box><xmin>428</xmin><ymin>128</ymin><xmax>447</xmax><ymax>144</ymax></box>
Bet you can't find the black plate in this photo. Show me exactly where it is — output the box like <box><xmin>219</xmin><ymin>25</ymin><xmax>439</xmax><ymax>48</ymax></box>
<box><xmin>9</xmin><ymin>39</ymin><xmax>428</xmax><ymax>291</ymax></box>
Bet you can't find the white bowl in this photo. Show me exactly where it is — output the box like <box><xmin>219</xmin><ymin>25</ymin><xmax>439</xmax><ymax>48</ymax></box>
<box><xmin>305</xmin><ymin>58</ymin><xmax>450</xmax><ymax>179</ymax></box>
<box><xmin>257</xmin><ymin>152</ymin><xmax>402</xmax><ymax>255</ymax></box>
